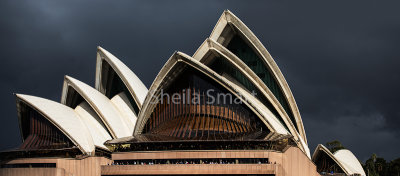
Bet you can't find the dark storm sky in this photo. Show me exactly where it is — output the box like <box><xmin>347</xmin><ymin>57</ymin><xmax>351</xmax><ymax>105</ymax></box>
<box><xmin>1</xmin><ymin>0</ymin><xmax>399</xmax><ymax>161</ymax></box>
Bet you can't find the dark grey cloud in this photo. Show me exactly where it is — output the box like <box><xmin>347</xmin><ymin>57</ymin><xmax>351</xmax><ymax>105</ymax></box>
<box><xmin>1</xmin><ymin>0</ymin><xmax>399</xmax><ymax>161</ymax></box>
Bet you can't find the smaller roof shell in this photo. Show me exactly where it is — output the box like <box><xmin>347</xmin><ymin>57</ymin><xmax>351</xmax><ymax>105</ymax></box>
<box><xmin>16</xmin><ymin>94</ymin><xmax>95</xmax><ymax>155</ymax></box>
<box><xmin>110</xmin><ymin>92</ymin><xmax>138</xmax><ymax>132</ymax></box>
<box><xmin>95</xmin><ymin>46</ymin><xmax>148</xmax><ymax>109</ymax></box>
<box><xmin>74</xmin><ymin>101</ymin><xmax>112</xmax><ymax>149</ymax></box>
<box><xmin>312</xmin><ymin>144</ymin><xmax>365</xmax><ymax>176</ymax></box>
<box><xmin>334</xmin><ymin>149</ymin><xmax>366</xmax><ymax>176</ymax></box>
<box><xmin>61</xmin><ymin>75</ymin><xmax>133</xmax><ymax>138</ymax></box>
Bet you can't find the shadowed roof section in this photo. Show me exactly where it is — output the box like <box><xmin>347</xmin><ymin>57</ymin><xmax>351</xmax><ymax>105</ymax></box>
<box><xmin>61</xmin><ymin>75</ymin><xmax>133</xmax><ymax>138</ymax></box>
<box><xmin>15</xmin><ymin>94</ymin><xmax>95</xmax><ymax>155</ymax></box>
<box><xmin>95</xmin><ymin>46</ymin><xmax>148</xmax><ymax>110</ymax></box>
<box><xmin>209</xmin><ymin>10</ymin><xmax>307</xmax><ymax>145</ymax></box>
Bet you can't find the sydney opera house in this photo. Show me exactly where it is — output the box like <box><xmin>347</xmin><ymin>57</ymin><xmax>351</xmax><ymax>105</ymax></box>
<box><xmin>0</xmin><ymin>10</ymin><xmax>365</xmax><ymax>176</ymax></box>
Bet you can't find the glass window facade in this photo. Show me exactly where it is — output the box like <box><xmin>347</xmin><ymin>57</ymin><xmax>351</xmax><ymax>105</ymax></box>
<box><xmin>226</xmin><ymin>35</ymin><xmax>298</xmax><ymax>132</ymax></box>
<box><xmin>208</xmin><ymin>57</ymin><xmax>289</xmax><ymax>131</ymax></box>
<box><xmin>142</xmin><ymin>68</ymin><xmax>270</xmax><ymax>140</ymax></box>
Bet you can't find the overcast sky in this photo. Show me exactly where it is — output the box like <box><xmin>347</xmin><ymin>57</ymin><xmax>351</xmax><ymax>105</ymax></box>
<box><xmin>1</xmin><ymin>0</ymin><xmax>399</xmax><ymax>162</ymax></box>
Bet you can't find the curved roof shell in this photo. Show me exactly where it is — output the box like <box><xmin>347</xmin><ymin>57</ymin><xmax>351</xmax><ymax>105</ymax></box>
<box><xmin>61</xmin><ymin>75</ymin><xmax>133</xmax><ymax>138</ymax></box>
<box><xmin>16</xmin><ymin>94</ymin><xmax>95</xmax><ymax>155</ymax></box>
<box><xmin>193</xmin><ymin>38</ymin><xmax>308</xmax><ymax>154</ymax></box>
<box><xmin>95</xmin><ymin>46</ymin><xmax>148</xmax><ymax>110</ymax></box>
<box><xmin>209</xmin><ymin>10</ymin><xmax>307</xmax><ymax>144</ymax></box>
<box><xmin>334</xmin><ymin>149</ymin><xmax>366</xmax><ymax>176</ymax></box>
<box><xmin>74</xmin><ymin>101</ymin><xmax>112</xmax><ymax>149</ymax></box>
<box><xmin>312</xmin><ymin>144</ymin><xmax>365</xmax><ymax>176</ymax></box>
<box><xmin>110</xmin><ymin>92</ymin><xmax>138</xmax><ymax>131</ymax></box>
